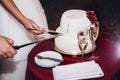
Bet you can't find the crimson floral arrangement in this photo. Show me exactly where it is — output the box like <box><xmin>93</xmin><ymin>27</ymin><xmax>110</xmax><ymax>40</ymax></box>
<box><xmin>86</xmin><ymin>10</ymin><xmax>99</xmax><ymax>27</ymax></box>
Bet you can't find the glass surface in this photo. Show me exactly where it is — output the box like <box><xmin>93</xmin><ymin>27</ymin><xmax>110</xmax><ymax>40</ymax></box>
<box><xmin>72</xmin><ymin>30</ymin><xmax>88</xmax><ymax>62</ymax></box>
<box><xmin>89</xmin><ymin>22</ymin><xmax>99</xmax><ymax>60</ymax></box>
<box><xmin>77</xmin><ymin>31</ymin><xmax>88</xmax><ymax>58</ymax></box>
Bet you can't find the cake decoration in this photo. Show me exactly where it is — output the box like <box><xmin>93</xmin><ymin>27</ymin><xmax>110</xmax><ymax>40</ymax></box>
<box><xmin>86</xmin><ymin>10</ymin><xmax>99</xmax><ymax>27</ymax></box>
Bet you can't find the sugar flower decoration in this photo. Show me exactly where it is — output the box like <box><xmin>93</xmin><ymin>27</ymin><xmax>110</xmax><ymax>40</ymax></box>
<box><xmin>86</xmin><ymin>10</ymin><xmax>99</xmax><ymax>27</ymax></box>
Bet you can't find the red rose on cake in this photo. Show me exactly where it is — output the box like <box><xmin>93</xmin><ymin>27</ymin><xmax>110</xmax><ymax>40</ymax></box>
<box><xmin>86</xmin><ymin>10</ymin><xmax>99</xmax><ymax>27</ymax></box>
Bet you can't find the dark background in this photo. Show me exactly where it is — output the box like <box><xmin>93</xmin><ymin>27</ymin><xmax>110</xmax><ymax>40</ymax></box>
<box><xmin>40</xmin><ymin>0</ymin><xmax>120</xmax><ymax>42</ymax></box>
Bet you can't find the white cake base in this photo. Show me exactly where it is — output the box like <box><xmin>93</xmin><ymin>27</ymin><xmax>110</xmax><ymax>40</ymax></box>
<box><xmin>54</xmin><ymin>9</ymin><xmax>99</xmax><ymax>55</ymax></box>
<box><xmin>54</xmin><ymin>27</ymin><xmax>94</xmax><ymax>55</ymax></box>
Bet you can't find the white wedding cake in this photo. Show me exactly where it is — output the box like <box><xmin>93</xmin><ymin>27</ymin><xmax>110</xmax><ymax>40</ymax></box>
<box><xmin>55</xmin><ymin>9</ymin><xmax>99</xmax><ymax>55</ymax></box>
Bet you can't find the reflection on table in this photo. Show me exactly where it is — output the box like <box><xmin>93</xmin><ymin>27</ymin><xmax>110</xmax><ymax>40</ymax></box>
<box><xmin>25</xmin><ymin>38</ymin><xmax>120</xmax><ymax>80</ymax></box>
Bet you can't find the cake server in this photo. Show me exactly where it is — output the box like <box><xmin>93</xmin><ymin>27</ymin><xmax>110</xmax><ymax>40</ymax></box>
<box><xmin>36</xmin><ymin>55</ymin><xmax>63</xmax><ymax>63</ymax></box>
<box><xmin>13</xmin><ymin>32</ymin><xmax>62</xmax><ymax>50</ymax></box>
<box><xmin>47</xmin><ymin>30</ymin><xmax>62</xmax><ymax>35</ymax></box>
<box><xmin>29</xmin><ymin>29</ymin><xmax>62</xmax><ymax>35</ymax></box>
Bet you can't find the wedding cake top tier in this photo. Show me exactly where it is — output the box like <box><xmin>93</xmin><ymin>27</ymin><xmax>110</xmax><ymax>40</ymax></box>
<box><xmin>60</xmin><ymin>10</ymin><xmax>91</xmax><ymax>37</ymax></box>
<box><xmin>55</xmin><ymin>9</ymin><xmax>99</xmax><ymax>55</ymax></box>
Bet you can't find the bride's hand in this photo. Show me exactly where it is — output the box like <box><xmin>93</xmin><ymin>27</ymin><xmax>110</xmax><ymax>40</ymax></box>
<box><xmin>22</xmin><ymin>18</ymin><xmax>45</xmax><ymax>35</ymax></box>
<box><xmin>0</xmin><ymin>36</ymin><xmax>17</xmax><ymax>59</ymax></box>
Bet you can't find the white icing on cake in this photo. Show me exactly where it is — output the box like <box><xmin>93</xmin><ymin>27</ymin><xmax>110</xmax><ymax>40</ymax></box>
<box><xmin>60</xmin><ymin>10</ymin><xmax>91</xmax><ymax>36</ymax></box>
<box><xmin>55</xmin><ymin>9</ymin><xmax>98</xmax><ymax>55</ymax></box>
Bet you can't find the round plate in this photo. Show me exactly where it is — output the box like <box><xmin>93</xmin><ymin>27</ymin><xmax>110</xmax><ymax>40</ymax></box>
<box><xmin>34</xmin><ymin>51</ymin><xmax>63</xmax><ymax>68</ymax></box>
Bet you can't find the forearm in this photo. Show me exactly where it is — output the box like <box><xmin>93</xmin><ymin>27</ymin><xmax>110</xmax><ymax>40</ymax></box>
<box><xmin>0</xmin><ymin>35</ymin><xmax>17</xmax><ymax>59</ymax></box>
<box><xmin>1</xmin><ymin>0</ymin><xmax>27</xmax><ymax>24</ymax></box>
<box><xmin>1</xmin><ymin>0</ymin><xmax>44</xmax><ymax>34</ymax></box>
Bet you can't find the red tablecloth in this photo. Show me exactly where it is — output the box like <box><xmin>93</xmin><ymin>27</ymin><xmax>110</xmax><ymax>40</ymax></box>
<box><xmin>25</xmin><ymin>38</ymin><xmax>120</xmax><ymax>80</ymax></box>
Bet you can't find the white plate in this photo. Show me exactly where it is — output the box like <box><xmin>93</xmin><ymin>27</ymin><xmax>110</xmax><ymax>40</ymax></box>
<box><xmin>34</xmin><ymin>51</ymin><xmax>63</xmax><ymax>68</ymax></box>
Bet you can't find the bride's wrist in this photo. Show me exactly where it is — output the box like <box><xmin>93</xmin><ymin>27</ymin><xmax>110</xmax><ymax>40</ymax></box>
<box><xmin>19</xmin><ymin>17</ymin><xmax>30</xmax><ymax>28</ymax></box>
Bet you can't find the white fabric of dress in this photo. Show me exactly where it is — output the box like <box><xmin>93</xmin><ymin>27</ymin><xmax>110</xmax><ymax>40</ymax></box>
<box><xmin>0</xmin><ymin>0</ymin><xmax>48</xmax><ymax>80</ymax></box>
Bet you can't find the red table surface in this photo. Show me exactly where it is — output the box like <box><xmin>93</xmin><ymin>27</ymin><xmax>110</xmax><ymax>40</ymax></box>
<box><xmin>25</xmin><ymin>38</ymin><xmax>120</xmax><ymax>80</ymax></box>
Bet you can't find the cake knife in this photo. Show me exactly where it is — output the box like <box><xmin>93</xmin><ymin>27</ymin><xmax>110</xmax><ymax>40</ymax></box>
<box><xmin>13</xmin><ymin>31</ymin><xmax>62</xmax><ymax>50</ymax></box>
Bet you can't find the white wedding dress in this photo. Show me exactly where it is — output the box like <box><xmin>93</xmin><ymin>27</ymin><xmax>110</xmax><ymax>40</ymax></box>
<box><xmin>0</xmin><ymin>0</ymin><xmax>48</xmax><ymax>80</ymax></box>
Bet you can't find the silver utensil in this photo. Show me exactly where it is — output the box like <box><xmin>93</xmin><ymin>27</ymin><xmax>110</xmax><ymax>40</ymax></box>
<box><xmin>36</xmin><ymin>55</ymin><xmax>63</xmax><ymax>63</ymax></box>
<box><xmin>13</xmin><ymin>39</ymin><xmax>44</xmax><ymax>50</ymax></box>
<box><xmin>29</xmin><ymin>29</ymin><xmax>62</xmax><ymax>35</ymax></box>
<box><xmin>13</xmin><ymin>32</ymin><xmax>62</xmax><ymax>50</ymax></box>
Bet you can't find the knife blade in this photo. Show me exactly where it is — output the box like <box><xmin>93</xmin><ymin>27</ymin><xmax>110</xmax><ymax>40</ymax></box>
<box><xmin>28</xmin><ymin>29</ymin><xmax>62</xmax><ymax>36</ymax></box>
<box><xmin>13</xmin><ymin>32</ymin><xmax>62</xmax><ymax>50</ymax></box>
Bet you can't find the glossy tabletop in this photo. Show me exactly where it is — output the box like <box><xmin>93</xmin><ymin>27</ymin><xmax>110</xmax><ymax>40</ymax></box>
<box><xmin>25</xmin><ymin>38</ymin><xmax>120</xmax><ymax>80</ymax></box>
